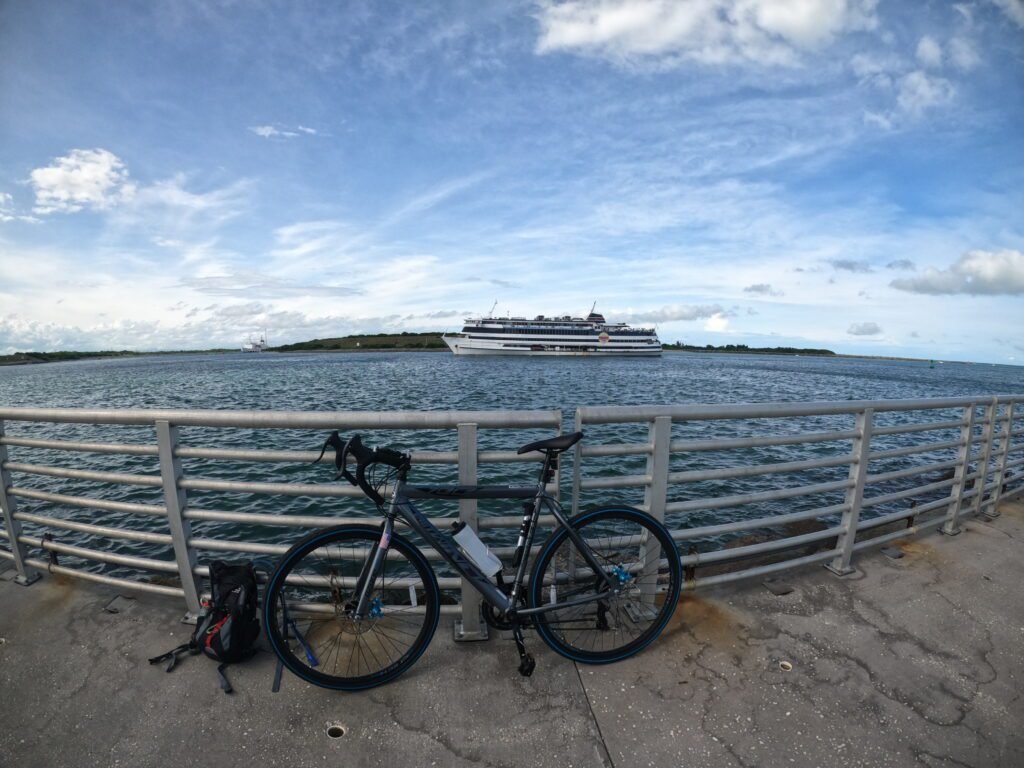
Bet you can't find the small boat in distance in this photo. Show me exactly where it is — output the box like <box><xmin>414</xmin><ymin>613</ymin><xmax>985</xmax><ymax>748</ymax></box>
<box><xmin>443</xmin><ymin>309</ymin><xmax>661</xmax><ymax>357</ymax></box>
<box><xmin>241</xmin><ymin>331</ymin><xmax>268</xmax><ymax>353</ymax></box>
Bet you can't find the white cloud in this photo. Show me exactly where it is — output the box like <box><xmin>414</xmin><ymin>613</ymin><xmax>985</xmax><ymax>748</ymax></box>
<box><xmin>828</xmin><ymin>258</ymin><xmax>874</xmax><ymax>273</ymax></box>
<box><xmin>704</xmin><ymin>313</ymin><xmax>730</xmax><ymax>332</ymax></box>
<box><xmin>617</xmin><ymin>304</ymin><xmax>727</xmax><ymax>323</ymax></box>
<box><xmin>249</xmin><ymin>125</ymin><xmax>299</xmax><ymax>138</ymax></box>
<box><xmin>535</xmin><ymin>0</ymin><xmax>879</xmax><ymax>68</ymax></box>
<box><xmin>890</xmin><ymin>249</ymin><xmax>1024</xmax><ymax>295</ymax></box>
<box><xmin>848</xmin><ymin>321</ymin><xmax>882</xmax><ymax>335</ymax></box>
<box><xmin>862</xmin><ymin>110</ymin><xmax>893</xmax><ymax>130</ymax></box>
<box><xmin>992</xmin><ymin>0</ymin><xmax>1024</xmax><ymax>28</ymax></box>
<box><xmin>29</xmin><ymin>149</ymin><xmax>136</xmax><ymax>214</ymax></box>
<box><xmin>180</xmin><ymin>272</ymin><xmax>361</xmax><ymax>298</ymax></box>
<box><xmin>743</xmin><ymin>283</ymin><xmax>784</xmax><ymax>296</ymax></box>
<box><xmin>897</xmin><ymin>70</ymin><xmax>955</xmax><ymax>115</ymax></box>
<box><xmin>248</xmin><ymin>124</ymin><xmax>318</xmax><ymax>139</ymax></box>
<box><xmin>915</xmin><ymin>35</ymin><xmax>942</xmax><ymax>68</ymax></box>
<box><xmin>949</xmin><ymin>37</ymin><xmax>979</xmax><ymax>71</ymax></box>
<box><xmin>885</xmin><ymin>259</ymin><xmax>915</xmax><ymax>270</ymax></box>
<box><xmin>0</xmin><ymin>192</ymin><xmax>36</xmax><ymax>223</ymax></box>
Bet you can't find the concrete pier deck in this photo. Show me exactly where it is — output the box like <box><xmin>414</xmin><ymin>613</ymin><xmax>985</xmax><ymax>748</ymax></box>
<box><xmin>2</xmin><ymin>501</ymin><xmax>1023</xmax><ymax>768</ymax></box>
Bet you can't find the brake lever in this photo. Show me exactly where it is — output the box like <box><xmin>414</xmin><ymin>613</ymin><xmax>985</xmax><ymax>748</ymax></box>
<box><xmin>313</xmin><ymin>431</ymin><xmax>358</xmax><ymax>486</ymax></box>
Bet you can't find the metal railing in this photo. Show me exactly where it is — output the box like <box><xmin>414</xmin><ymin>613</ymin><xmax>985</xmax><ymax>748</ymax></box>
<box><xmin>0</xmin><ymin>407</ymin><xmax>561</xmax><ymax>637</ymax></box>
<box><xmin>2</xmin><ymin>395</ymin><xmax>1023</xmax><ymax>635</ymax></box>
<box><xmin>572</xmin><ymin>395</ymin><xmax>1024</xmax><ymax>588</ymax></box>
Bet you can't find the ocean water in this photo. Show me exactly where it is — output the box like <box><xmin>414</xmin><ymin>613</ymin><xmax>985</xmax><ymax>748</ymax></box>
<box><xmin>1</xmin><ymin>351</ymin><xmax>1021</xmax><ymax>580</ymax></box>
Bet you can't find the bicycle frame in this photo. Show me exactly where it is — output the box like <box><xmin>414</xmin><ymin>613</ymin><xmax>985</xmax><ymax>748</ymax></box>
<box><xmin>350</xmin><ymin>475</ymin><xmax>620</xmax><ymax>621</ymax></box>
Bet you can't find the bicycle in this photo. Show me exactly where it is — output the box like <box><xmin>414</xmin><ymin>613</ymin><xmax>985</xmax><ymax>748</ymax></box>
<box><xmin>263</xmin><ymin>430</ymin><xmax>682</xmax><ymax>690</ymax></box>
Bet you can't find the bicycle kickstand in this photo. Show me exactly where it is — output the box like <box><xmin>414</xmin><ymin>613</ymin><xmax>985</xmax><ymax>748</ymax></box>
<box><xmin>512</xmin><ymin>621</ymin><xmax>535</xmax><ymax>677</ymax></box>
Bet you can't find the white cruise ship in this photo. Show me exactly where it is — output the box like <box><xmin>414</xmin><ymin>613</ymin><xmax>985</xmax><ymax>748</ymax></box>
<box><xmin>443</xmin><ymin>310</ymin><xmax>661</xmax><ymax>357</ymax></box>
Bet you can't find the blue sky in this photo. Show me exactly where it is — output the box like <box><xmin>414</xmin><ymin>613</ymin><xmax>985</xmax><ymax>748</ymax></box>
<box><xmin>1</xmin><ymin>0</ymin><xmax>1022</xmax><ymax>363</ymax></box>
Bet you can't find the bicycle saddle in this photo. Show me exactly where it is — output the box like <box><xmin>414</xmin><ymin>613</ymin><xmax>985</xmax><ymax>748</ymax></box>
<box><xmin>516</xmin><ymin>431</ymin><xmax>583</xmax><ymax>455</ymax></box>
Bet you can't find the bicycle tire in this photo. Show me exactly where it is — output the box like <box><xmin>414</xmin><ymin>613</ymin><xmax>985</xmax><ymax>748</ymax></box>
<box><xmin>264</xmin><ymin>524</ymin><xmax>440</xmax><ymax>690</ymax></box>
<box><xmin>529</xmin><ymin>506</ymin><xmax>681</xmax><ymax>664</ymax></box>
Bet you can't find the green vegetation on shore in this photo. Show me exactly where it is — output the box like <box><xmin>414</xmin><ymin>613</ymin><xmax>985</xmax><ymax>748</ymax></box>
<box><xmin>0</xmin><ymin>350</ymin><xmax>144</xmax><ymax>366</ymax></box>
<box><xmin>272</xmin><ymin>332</ymin><xmax>445</xmax><ymax>352</ymax></box>
<box><xmin>666</xmin><ymin>343</ymin><xmax>836</xmax><ymax>356</ymax></box>
<box><xmin>0</xmin><ymin>349</ymin><xmax>234</xmax><ymax>366</ymax></box>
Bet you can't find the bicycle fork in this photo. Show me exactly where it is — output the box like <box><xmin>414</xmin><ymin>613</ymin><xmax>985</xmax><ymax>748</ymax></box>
<box><xmin>349</xmin><ymin>519</ymin><xmax>393</xmax><ymax>619</ymax></box>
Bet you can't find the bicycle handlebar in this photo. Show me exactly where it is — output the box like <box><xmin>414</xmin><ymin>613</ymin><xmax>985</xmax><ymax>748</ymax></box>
<box><xmin>314</xmin><ymin>431</ymin><xmax>411</xmax><ymax>506</ymax></box>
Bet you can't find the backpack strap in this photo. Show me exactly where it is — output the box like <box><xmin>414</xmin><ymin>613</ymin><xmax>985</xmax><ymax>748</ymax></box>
<box><xmin>216</xmin><ymin>663</ymin><xmax>233</xmax><ymax>694</ymax></box>
<box><xmin>148</xmin><ymin>641</ymin><xmax>197</xmax><ymax>673</ymax></box>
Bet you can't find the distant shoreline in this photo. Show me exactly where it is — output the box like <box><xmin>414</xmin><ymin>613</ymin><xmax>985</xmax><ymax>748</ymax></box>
<box><xmin>0</xmin><ymin>331</ymin><xmax>1005</xmax><ymax>368</ymax></box>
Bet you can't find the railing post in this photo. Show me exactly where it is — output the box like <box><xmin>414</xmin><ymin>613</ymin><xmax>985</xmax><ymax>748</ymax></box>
<box><xmin>987</xmin><ymin>402</ymin><xmax>1015</xmax><ymax>516</ymax></box>
<box><xmin>453</xmin><ymin>422</ymin><xmax>488</xmax><ymax>641</ymax></box>
<box><xmin>972</xmin><ymin>397</ymin><xmax>999</xmax><ymax>519</ymax></box>
<box><xmin>0</xmin><ymin>421</ymin><xmax>41</xmax><ymax>586</ymax></box>
<box><xmin>640</xmin><ymin>416</ymin><xmax>672</xmax><ymax>602</ymax></box>
<box><xmin>571</xmin><ymin>409</ymin><xmax>584</xmax><ymax>516</ymax></box>
<box><xmin>643</xmin><ymin>416</ymin><xmax>672</xmax><ymax>524</ymax></box>
<box><xmin>155</xmin><ymin>420</ymin><xmax>201</xmax><ymax>621</ymax></box>
<box><xmin>942</xmin><ymin>405</ymin><xmax>976</xmax><ymax>536</ymax></box>
<box><xmin>826</xmin><ymin>408</ymin><xmax>873</xmax><ymax>576</ymax></box>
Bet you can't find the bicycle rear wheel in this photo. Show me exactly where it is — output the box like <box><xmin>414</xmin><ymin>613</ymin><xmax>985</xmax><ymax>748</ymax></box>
<box><xmin>529</xmin><ymin>506</ymin><xmax>681</xmax><ymax>663</ymax></box>
<box><xmin>264</xmin><ymin>524</ymin><xmax>440</xmax><ymax>690</ymax></box>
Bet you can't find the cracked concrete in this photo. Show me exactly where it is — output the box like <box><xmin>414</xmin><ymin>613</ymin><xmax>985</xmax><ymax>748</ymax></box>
<box><xmin>1</xmin><ymin>500</ymin><xmax>1022</xmax><ymax>768</ymax></box>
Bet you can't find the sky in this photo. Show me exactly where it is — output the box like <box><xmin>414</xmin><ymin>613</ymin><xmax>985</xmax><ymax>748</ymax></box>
<box><xmin>1</xmin><ymin>0</ymin><xmax>1023</xmax><ymax>363</ymax></box>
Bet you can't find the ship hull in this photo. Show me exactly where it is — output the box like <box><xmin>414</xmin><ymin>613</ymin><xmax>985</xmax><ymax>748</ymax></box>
<box><xmin>443</xmin><ymin>336</ymin><xmax>661</xmax><ymax>357</ymax></box>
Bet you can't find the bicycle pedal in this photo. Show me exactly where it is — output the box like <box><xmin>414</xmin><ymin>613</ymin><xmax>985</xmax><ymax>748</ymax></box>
<box><xmin>518</xmin><ymin>654</ymin><xmax>536</xmax><ymax>677</ymax></box>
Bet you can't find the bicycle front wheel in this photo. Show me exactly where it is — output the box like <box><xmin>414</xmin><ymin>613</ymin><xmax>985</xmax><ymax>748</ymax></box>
<box><xmin>264</xmin><ymin>524</ymin><xmax>440</xmax><ymax>690</ymax></box>
<box><xmin>529</xmin><ymin>506</ymin><xmax>681</xmax><ymax>664</ymax></box>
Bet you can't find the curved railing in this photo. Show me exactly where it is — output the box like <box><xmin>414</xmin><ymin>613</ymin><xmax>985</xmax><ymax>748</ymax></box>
<box><xmin>1</xmin><ymin>395</ymin><xmax>1022</xmax><ymax>637</ymax></box>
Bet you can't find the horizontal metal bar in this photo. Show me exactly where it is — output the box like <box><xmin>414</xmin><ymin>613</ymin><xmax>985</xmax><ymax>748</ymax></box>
<box><xmin>669</xmin><ymin>453</ymin><xmax>853</xmax><ymax>484</ymax></box>
<box><xmin>18</xmin><ymin>534</ymin><xmax>178</xmax><ymax>572</ymax></box>
<box><xmin>857</xmin><ymin>495</ymin><xmax>949</xmax><ymax>531</ymax></box>
<box><xmin>671</xmin><ymin>429</ymin><xmax>858</xmax><ymax>453</ymax></box>
<box><xmin>685</xmin><ymin>547</ymin><xmax>842</xmax><ymax>589</ymax></box>
<box><xmin>868</xmin><ymin>439</ymin><xmax>961</xmax><ymax>461</ymax></box>
<box><xmin>174</xmin><ymin>446</ymin><xmax>541</xmax><ymax>465</ymax></box>
<box><xmin>0</xmin><ymin>435</ymin><xmax>159</xmax><ymax>456</ymax></box>
<box><xmin>2</xmin><ymin>462</ymin><xmax>162</xmax><ymax>488</ymax></box>
<box><xmin>183</xmin><ymin>508</ymin><xmax>365</xmax><ymax>528</ymax></box>
<box><xmin>479</xmin><ymin>514</ymin><xmax>557</xmax><ymax>530</ymax></box>
<box><xmin>579</xmin><ymin>396</ymin><xmax>1022</xmax><ymax>424</ymax></box>
<box><xmin>865</xmin><ymin>459</ymin><xmax>958</xmax><ymax>485</ymax></box>
<box><xmin>670</xmin><ymin>502</ymin><xmax>849</xmax><ymax>541</ymax></box>
<box><xmin>579</xmin><ymin>473</ymin><xmax>651</xmax><ymax>491</ymax></box>
<box><xmin>580</xmin><ymin>442</ymin><xmax>653</xmax><ymax>458</ymax></box>
<box><xmin>0</xmin><ymin>407</ymin><xmax>562</xmax><ymax>429</ymax></box>
<box><xmin>681</xmin><ymin>525</ymin><xmax>842</xmax><ymax>566</ymax></box>
<box><xmin>13</xmin><ymin>511</ymin><xmax>174</xmax><ymax>544</ymax></box>
<box><xmin>8</xmin><ymin>487</ymin><xmax>167</xmax><ymax>516</ymax></box>
<box><xmin>21</xmin><ymin>558</ymin><xmax>185</xmax><ymax>596</ymax></box>
<box><xmin>666</xmin><ymin>478</ymin><xmax>852</xmax><ymax>514</ymax></box>
<box><xmin>852</xmin><ymin>516</ymin><xmax>946</xmax><ymax>552</ymax></box>
<box><xmin>189</xmin><ymin>537</ymin><xmax>289</xmax><ymax>556</ymax></box>
<box><xmin>870</xmin><ymin>419</ymin><xmax>965</xmax><ymax>437</ymax></box>
<box><xmin>179</xmin><ymin>477</ymin><xmax>363</xmax><ymax>497</ymax></box>
<box><xmin>861</xmin><ymin>478</ymin><xmax>956</xmax><ymax>509</ymax></box>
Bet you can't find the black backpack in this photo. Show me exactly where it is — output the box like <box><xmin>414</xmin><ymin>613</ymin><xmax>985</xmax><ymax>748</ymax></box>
<box><xmin>149</xmin><ymin>560</ymin><xmax>261</xmax><ymax>693</ymax></box>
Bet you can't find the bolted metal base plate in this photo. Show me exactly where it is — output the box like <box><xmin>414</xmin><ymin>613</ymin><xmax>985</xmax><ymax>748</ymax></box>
<box><xmin>824</xmin><ymin>562</ymin><xmax>855</xmax><ymax>577</ymax></box>
<box><xmin>13</xmin><ymin>571</ymin><xmax>42</xmax><ymax>587</ymax></box>
<box><xmin>453</xmin><ymin>620</ymin><xmax>490</xmax><ymax>643</ymax></box>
